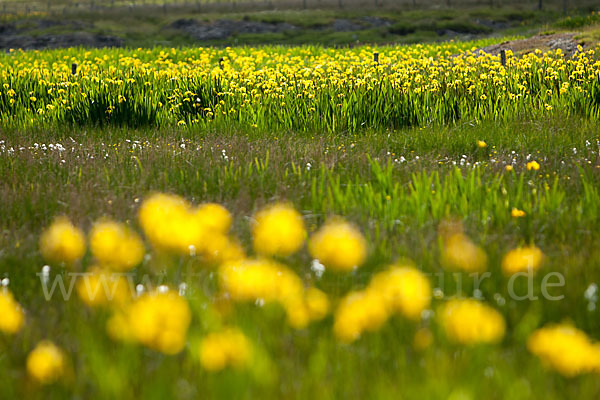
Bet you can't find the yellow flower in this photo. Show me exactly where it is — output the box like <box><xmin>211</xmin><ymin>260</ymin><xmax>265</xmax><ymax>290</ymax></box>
<box><xmin>219</xmin><ymin>258</ymin><xmax>325</xmax><ymax>328</ymax></box>
<box><xmin>527</xmin><ymin>160</ymin><xmax>540</xmax><ymax>171</ymax></box>
<box><xmin>27</xmin><ymin>341</ymin><xmax>66</xmax><ymax>385</ymax></box>
<box><xmin>333</xmin><ymin>289</ymin><xmax>388</xmax><ymax>343</ymax></box>
<box><xmin>109</xmin><ymin>291</ymin><xmax>191</xmax><ymax>355</ymax></box>
<box><xmin>40</xmin><ymin>217</ymin><xmax>86</xmax><ymax>265</ymax></box>
<box><xmin>477</xmin><ymin>140</ymin><xmax>487</xmax><ymax>148</ymax></box>
<box><xmin>528</xmin><ymin>324</ymin><xmax>600</xmax><ymax>377</ymax></box>
<box><xmin>139</xmin><ymin>194</ymin><xmax>237</xmax><ymax>261</ymax></box>
<box><xmin>441</xmin><ymin>233</ymin><xmax>487</xmax><ymax>272</ymax></box>
<box><xmin>309</xmin><ymin>219</ymin><xmax>367</xmax><ymax>272</ymax></box>
<box><xmin>76</xmin><ymin>267</ymin><xmax>132</xmax><ymax>307</ymax></box>
<box><xmin>283</xmin><ymin>296</ymin><xmax>311</xmax><ymax>329</ymax></box>
<box><xmin>501</xmin><ymin>245</ymin><xmax>544</xmax><ymax>275</ymax></box>
<box><xmin>252</xmin><ymin>203</ymin><xmax>306</xmax><ymax>257</ymax></box>
<box><xmin>282</xmin><ymin>287</ymin><xmax>331</xmax><ymax>329</ymax></box>
<box><xmin>438</xmin><ymin>299</ymin><xmax>505</xmax><ymax>345</ymax></box>
<box><xmin>219</xmin><ymin>258</ymin><xmax>303</xmax><ymax>303</ymax></box>
<box><xmin>369</xmin><ymin>265</ymin><xmax>431</xmax><ymax>319</ymax></box>
<box><xmin>138</xmin><ymin>193</ymin><xmax>194</xmax><ymax>253</ymax></box>
<box><xmin>304</xmin><ymin>287</ymin><xmax>330</xmax><ymax>321</ymax></box>
<box><xmin>199</xmin><ymin>328</ymin><xmax>252</xmax><ymax>371</ymax></box>
<box><xmin>194</xmin><ymin>203</ymin><xmax>232</xmax><ymax>234</ymax></box>
<box><xmin>89</xmin><ymin>220</ymin><xmax>144</xmax><ymax>271</ymax></box>
<box><xmin>505</xmin><ymin>165</ymin><xmax>513</xmax><ymax>172</ymax></box>
<box><xmin>511</xmin><ymin>208</ymin><xmax>526</xmax><ymax>218</ymax></box>
<box><xmin>0</xmin><ymin>290</ymin><xmax>25</xmax><ymax>334</ymax></box>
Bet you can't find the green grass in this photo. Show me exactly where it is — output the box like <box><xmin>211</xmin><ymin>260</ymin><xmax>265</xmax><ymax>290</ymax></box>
<box><xmin>2</xmin><ymin>115</ymin><xmax>600</xmax><ymax>398</ymax></box>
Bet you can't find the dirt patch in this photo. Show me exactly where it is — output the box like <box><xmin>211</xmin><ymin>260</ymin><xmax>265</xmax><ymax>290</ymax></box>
<box><xmin>168</xmin><ymin>17</ymin><xmax>394</xmax><ymax>41</ymax></box>
<box><xmin>476</xmin><ymin>33</ymin><xmax>581</xmax><ymax>57</ymax></box>
<box><xmin>168</xmin><ymin>18</ymin><xmax>297</xmax><ymax>40</ymax></box>
<box><xmin>331</xmin><ymin>19</ymin><xmax>364</xmax><ymax>32</ymax></box>
<box><xmin>0</xmin><ymin>19</ymin><xmax>121</xmax><ymax>50</ymax></box>
<box><xmin>0</xmin><ymin>32</ymin><xmax>123</xmax><ymax>50</ymax></box>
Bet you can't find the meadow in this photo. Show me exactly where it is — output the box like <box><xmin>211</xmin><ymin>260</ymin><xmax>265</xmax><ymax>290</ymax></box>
<box><xmin>2</xmin><ymin>14</ymin><xmax>600</xmax><ymax>400</ymax></box>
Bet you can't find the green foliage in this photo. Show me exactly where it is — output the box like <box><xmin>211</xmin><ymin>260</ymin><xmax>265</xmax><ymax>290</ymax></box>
<box><xmin>555</xmin><ymin>11</ymin><xmax>600</xmax><ymax>29</ymax></box>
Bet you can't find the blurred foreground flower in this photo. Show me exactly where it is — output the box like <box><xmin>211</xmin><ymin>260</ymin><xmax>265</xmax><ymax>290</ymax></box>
<box><xmin>309</xmin><ymin>219</ymin><xmax>367</xmax><ymax>272</ymax></box>
<box><xmin>27</xmin><ymin>341</ymin><xmax>66</xmax><ymax>385</ymax></box>
<box><xmin>369</xmin><ymin>265</ymin><xmax>431</xmax><ymax>319</ymax></box>
<box><xmin>138</xmin><ymin>194</ymin><xmax>238</xmax><ymax>261</ymax></box>
<box><xmin>0</xmin><ymin>290</ymin><xmax>25</xmax><ymax>334</ymax></box>
<box><xmin>76</xmin><ymin>267</ymin><xmax>132</xmax><ymax>307</ymax></box>
<box><xmin>40</xmin><ymin>217</ymin><xmax>85</xmax><ymax>265</ymax></box>
<box><xmin>219</xmin><ymin>258</ymin><xmax>328</xmax><ymax>328</ymax></box>
<box><xmin>194</xmin><ymin>202</ymin><xmax>232</xmax><ymax>234</ymax></box>
<box><xmin>90</xmin><ymin>220</ymin><xmax>145</xmax><ymax>271</ymax></box>
<box><xmin>138</xmin><ymin>193</ymin><xmax>193</xmax><ymax>253</ymax></box>
<box><xmin>502</xmin><ymin>245</ymin><xmax>544</xmax><ymax>275</ymax></box>
<box><xmin>334</xmin><ymin>264</ymin><xmax>431</xmax><ymax>343</ymax></box>
<box><xmin>252</xmin><ymin>203</ymin><xmax>306</xmax><ymax>257</ymax></box>
<box><xmin>441</xmin><ymin>233</ymin><xmax>487</xmax><ymax>273</ymax></box>
<box><xmin>438</xmin><ymin>299</ymin><xmax>505</xmax><ymax>345</ymax></box>
<box><xmin>334</xmin><ymin>289</ymin><xmax>388</xmax><ymax>343</ymax></box>
<box><xmin>199</xmin><ymin>328</ymin><xmax>252</xmax><ymax>371</ymax></box>
<box><xmin>528</xmin><ymin>324</ymin><xmax>600</xmax><ymax>377</ymax></box>
<box><xmin>107</xmin><ymin>290</ymin><xmax>191</xmax><ymax>355</ymax></box>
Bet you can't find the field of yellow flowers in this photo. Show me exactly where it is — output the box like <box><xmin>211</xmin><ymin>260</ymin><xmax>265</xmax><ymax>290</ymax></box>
<box><xmin>2</xmin><ymin>37</ymin><xmax>600</xmax><ymax>399</ymax></box>
<box><xmin>1</xmin><ymin>38</ymin><xmax>599</xmax><ymax>131</ymax></box>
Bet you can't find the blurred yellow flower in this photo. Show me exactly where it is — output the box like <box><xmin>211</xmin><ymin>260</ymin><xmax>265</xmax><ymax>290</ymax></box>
<box><xmin>369</xmin><ymin>265</ymin><xmax>431</xmax><ymax>319</ymax></box>
<box><xmin>76</xmin><ymin>267</ymin><xmax>132</xmax><ymax>307</ymax></box>
<box><xmin>200</xmin><ymin>234</ymin><xmax>246</xmax><ymax>264</ymax></box>
<box><xmin>219</xmin><ymin>258</ymin><xmax>304</xmax><ymax>305</ymax></box>
<box><xmin>109</xmin><ymin>290</ymin><xmax>191</xmax><ymax>355</ymax></box>
<box><xmin>511</xmin><ymin>208</ymin><xmax>526</xmax><ymax>218</ymax></box>
<box><xmin>283</xmin><ymin>296</ymin><xmax>311</xmax><ymax>329</ymax></box>
<box><xmin>199</xmin><ymin>328</ymin><xmax>252</xmax><ymax>371</ymax></box>
<box><xmin>501</xmin><ymin>245</ymin><xmax>544</xmax><ymax>275</ymax></box>
<box><xmin>528</xmin><ymin>324</ymin><xmax>600</xmax><ymax>377</ymax></box>
<box><xmin>138</xmin><ymin>193</ymin><xmax>196</xmax><ymax>253</ymax></box>
<box><xmin>252</xmin><ymin>203</ymin><xmax>306</xmax><ymax>257</ymax></box>
<box><xmin>304</xmin><ymin>287</ymin><xmax>330</xmax><ymax>321</ymax></box>
<box><xmin>90</xmin><ymin>220</ymin><xmax>144</xmax><ymax>271</ymax></box>
<box><xmin>40</xmin><ymin>217</ymin><xmax>85</xmax><ymax>265</ymax></box>
<box><xmin>193</xmin><ymin>203</ymin><xmax>232</xmax><ymax>234</ymax></box>
<box><xmin>27</xmin><ymin>341</ymin><xmax>66</xmax><ymax>385</ymax></box>
<box><xmin>527</xmin><ymin>160</ymin><xmax>540</xmax><ymax>171</ymax></box>
<box><xmin>219</xmin><ymin>258</ymin><xmax>326</xmax><ymax>328</ymax></box>
<box><xmin>333</xmin><ymin>290</ymin><xmax>388</xmax><ymax>343</ymax></box>
<box><xmin>477</xmin><ymin>140</ymin><xmax>487</xmax><ymax>148</ymax></box>
<box><xmin>441</xmin><ymin>233</ymin><xmax>487</xmax><ymax>273</ymax></box>
<box><xmin>309</xmin><ymin>219</ymin><xmax>367</xmax><ymax>272</ymax></box>
<box><xmin>438</xmin><ymin>299</ymin><xmax>505</xmax><ymax>345</ymax></box>
<box><xmin>139</xmin><ymin>193</ymin><xmax>237</xmax><ymax>261</ymax></box>
<box><xmin>333</xmin><ymin>261</ymin><xmax>431</xmax><ymax>343</ymax></box>
<box><xmin>505</xmin><ymin>165</ymin><xmax>513</xmax><ymax>172</ymax></box>
<box><xmin>0</xmin><ymin>290</ymin><xmax>25</xmax><ymax>334</ymax></box>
